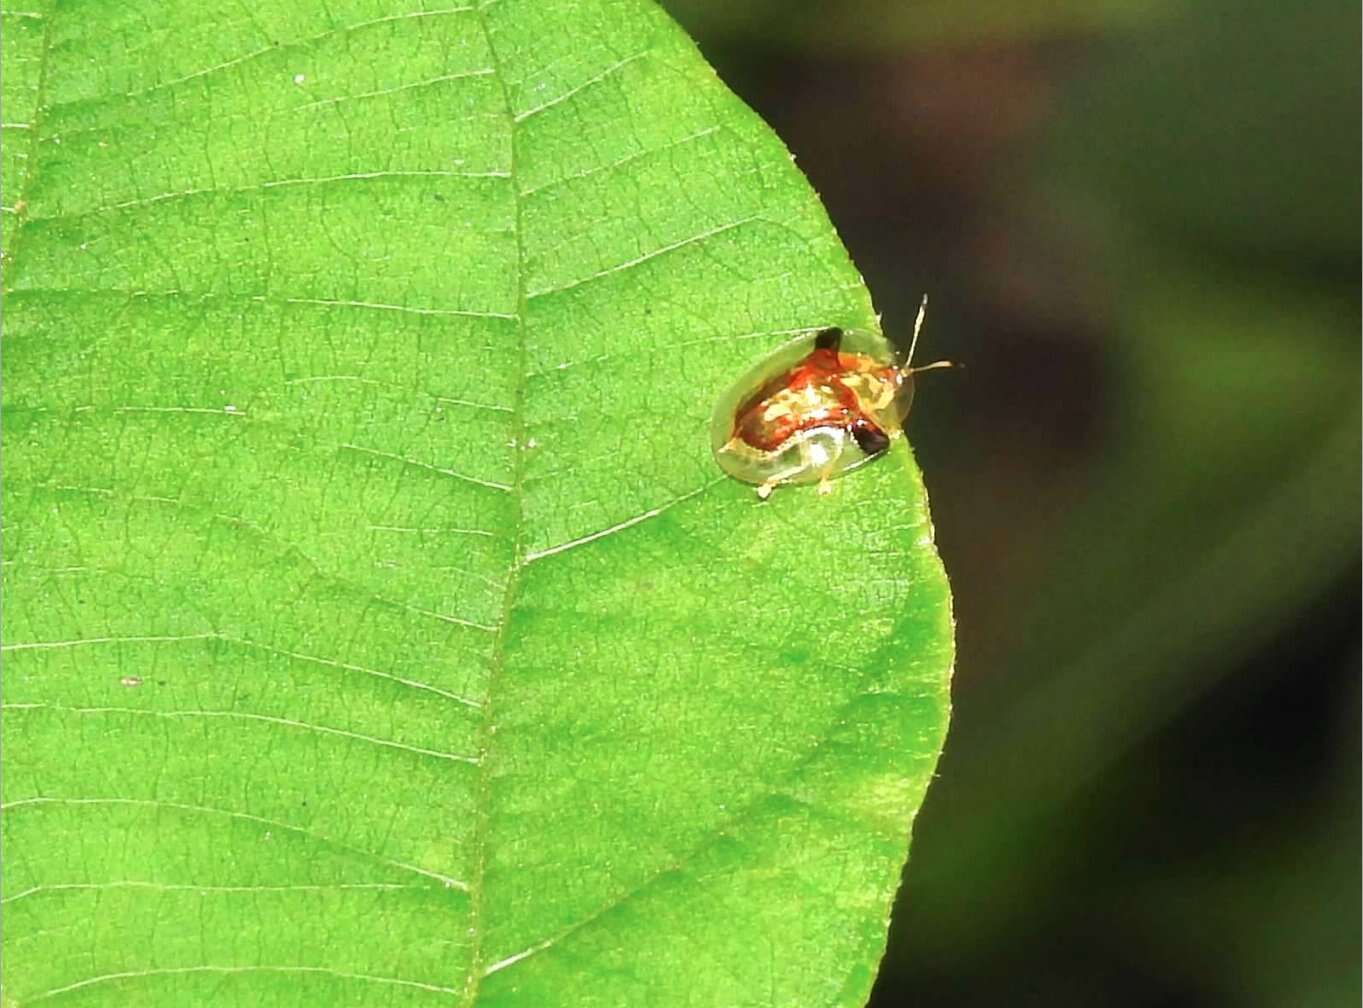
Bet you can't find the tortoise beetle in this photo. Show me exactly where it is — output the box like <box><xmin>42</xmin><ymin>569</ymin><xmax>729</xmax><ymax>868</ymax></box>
<box><xmin>710</xmin><ymin>298</ymin><xmax>949</xmax><ymax>498</ymax></box>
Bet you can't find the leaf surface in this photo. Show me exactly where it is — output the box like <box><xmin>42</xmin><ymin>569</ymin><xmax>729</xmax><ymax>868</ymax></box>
<box><xmin>0</xmin><ymin>1</ymin><xmax>953</xmax><ymax>1004</ymax></box>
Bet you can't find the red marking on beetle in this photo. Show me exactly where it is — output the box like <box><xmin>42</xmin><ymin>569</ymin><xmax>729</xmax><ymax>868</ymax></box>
<box><xmin>730</xmin><ymin>340</ymin><xmax>900</xmax><ymax>453</ymax></box>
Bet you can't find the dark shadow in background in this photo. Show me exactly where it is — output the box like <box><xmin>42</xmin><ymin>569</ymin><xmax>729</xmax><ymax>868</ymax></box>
<box><xmin>664</xmin><ymin>0</ymin><xmax>1361</xmax><ymax>1003</ymax></box>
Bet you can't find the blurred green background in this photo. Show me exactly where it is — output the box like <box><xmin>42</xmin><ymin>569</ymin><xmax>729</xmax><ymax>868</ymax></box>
<box><xmin>662</xmin><ymin>0</ymin><xmax>1360</xmax><ymax>1003</ymax></box>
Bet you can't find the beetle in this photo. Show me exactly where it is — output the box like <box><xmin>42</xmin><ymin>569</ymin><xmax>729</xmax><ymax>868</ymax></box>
<box><xmin>711</xmin><ymin>297</ymin><xmax>950</xmax><ymax>499</ymax></box>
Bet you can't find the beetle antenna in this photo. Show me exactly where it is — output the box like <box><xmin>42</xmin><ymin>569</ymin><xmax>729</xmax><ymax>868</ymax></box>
<box><xmin>905</xmin><ymin>294</ymin><xmax>928</xmax><ymax>368</ymax></box>
<box><xmin>902</xmin><ymin>294</ymin><xmax>955</xmax><ymax>375</ymax></box>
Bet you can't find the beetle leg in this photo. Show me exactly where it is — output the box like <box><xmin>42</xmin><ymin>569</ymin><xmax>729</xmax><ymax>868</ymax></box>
<box><xmin>752</xmin><ymin>430</ymin><xmax>846</xmax><ymax>500</ymax></box>
<box><xmin>815</xmin><ymin>448</ymin><xmax>839</xmax><ymax>496</ymax></box>
<box><xmin>809</xmin><ymin>432</ymin><xmax>842</xmax><ymax>495</ymax></box>
<box><xmin>754</xmin><ymin>451</ymin><xmax>815</xmax><ymax>500</ymax></box>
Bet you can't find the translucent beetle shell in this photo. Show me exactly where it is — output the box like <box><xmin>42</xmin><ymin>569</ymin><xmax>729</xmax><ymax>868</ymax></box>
<box><xmin>711</xmin><ymin>303</ymin><xmax>948</xmax><ymax>498</ymax></box>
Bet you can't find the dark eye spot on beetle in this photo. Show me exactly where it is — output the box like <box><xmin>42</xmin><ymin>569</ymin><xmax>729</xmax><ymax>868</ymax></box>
<box><xmin>813</xmin><ymin>327</ymin><xmax>843</xmax><ymax>351</ymax></box>
<box><xmin>851</xmin><ymin>421</ymin><xmax>891</xmax><ymax>457</ymax></box>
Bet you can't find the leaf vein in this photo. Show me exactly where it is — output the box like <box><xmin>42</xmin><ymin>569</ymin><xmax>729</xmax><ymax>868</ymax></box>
<box><xmin>519</xmin><ymin>125</ymin><xmax>721</xmax><ymax>198</ymax></box>
<box><xmin>512</xmin><ymin>51</ymin><xmax>649</xmax><ymax>123</ymax></box>
<box><xmin>285</xmin><ymin>375</ymin><xmax>514</xmax><ymax>414</ymax></box>
<box><xmin>79</xmin><ymin>7</ymin><xmax>481</xmax><ymax>108</ymax></box>
<box><xmin>459</xmin><ymin>7</ymin><xmax>529</xmax><ymax>1004</ymax></box>
<box><xmin>26</xmin><ymin>965</ymin><xmax>458</xmax><ymax>1003</ymax></box>
<box><xmin>523</xmin><ymin>480</ymin><xmax>721</xmax><ymax>563</ymax></box>
<box><xmin>292</xmin><ymin>67</ymin><xmax>497</xmax><ymax>111</ymax></box>
<box><xmin>2</xmin><ymin>881</ymin><xmax>424</xmax><ymax>906</ymax></box>
<box><xmin>2</xmin><ymin>632</ymin><xmax>486</xmax><ymax>709</ymax></box>
<box><xmin>27</xmin><ymin>170</ymin><xmax>512</xmax><ymax>221</ymax></box>
<box><xmin>338</xmin><ymin>443</ymin><xmax>511</xmax><ymax>492</ymax></box>
<box><xmin>525</xmin><ymin>216</ymin><xmax>760</xmax><ymax>300</ymax></box>
<box><xmin>5</xmin><ymin>704</ymin><xmax>483</xmax><ymax>765</ymax></box>
<box><xmin>1</xmin><ymin>797</ymin><xmax>471</xmax><ymax>891</ymax></box>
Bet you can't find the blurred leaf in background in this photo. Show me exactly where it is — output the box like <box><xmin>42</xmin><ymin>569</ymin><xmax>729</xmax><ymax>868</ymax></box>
<box><xmin>664</xmin><ymin>0</ymin><xmax>1360</xmax><ymax>1003</ymax></box>
<box><xmin>665</xmin><ymin>0</ymin><xmax>1178</xmax><ymax>49</ymax></box>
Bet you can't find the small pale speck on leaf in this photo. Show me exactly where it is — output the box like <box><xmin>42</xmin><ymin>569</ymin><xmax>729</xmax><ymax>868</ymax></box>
<box><xmin>119</xmin><ymin>676</ymin><xmax>142</xmax><ymax>687</ymax></box>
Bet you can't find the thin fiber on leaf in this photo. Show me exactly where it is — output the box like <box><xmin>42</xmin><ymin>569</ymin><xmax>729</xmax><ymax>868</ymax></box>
<box><xmin>0</xmin><ymin>1</ymin><xmax>953</xmax><ymax>1005</ymax></box>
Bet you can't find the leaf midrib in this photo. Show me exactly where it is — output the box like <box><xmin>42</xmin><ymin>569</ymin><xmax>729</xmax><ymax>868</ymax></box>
<box><xmin>460</xmin><ymin>5</ymin><xmax>527</xmax><ymax>1004</ymax></box>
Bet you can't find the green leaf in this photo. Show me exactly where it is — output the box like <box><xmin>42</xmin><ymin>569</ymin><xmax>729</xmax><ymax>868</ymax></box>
<box><xmin>1</xmin><ymin>1</ymin><xmax>953</xmax><ymax>1005</ymax></box>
